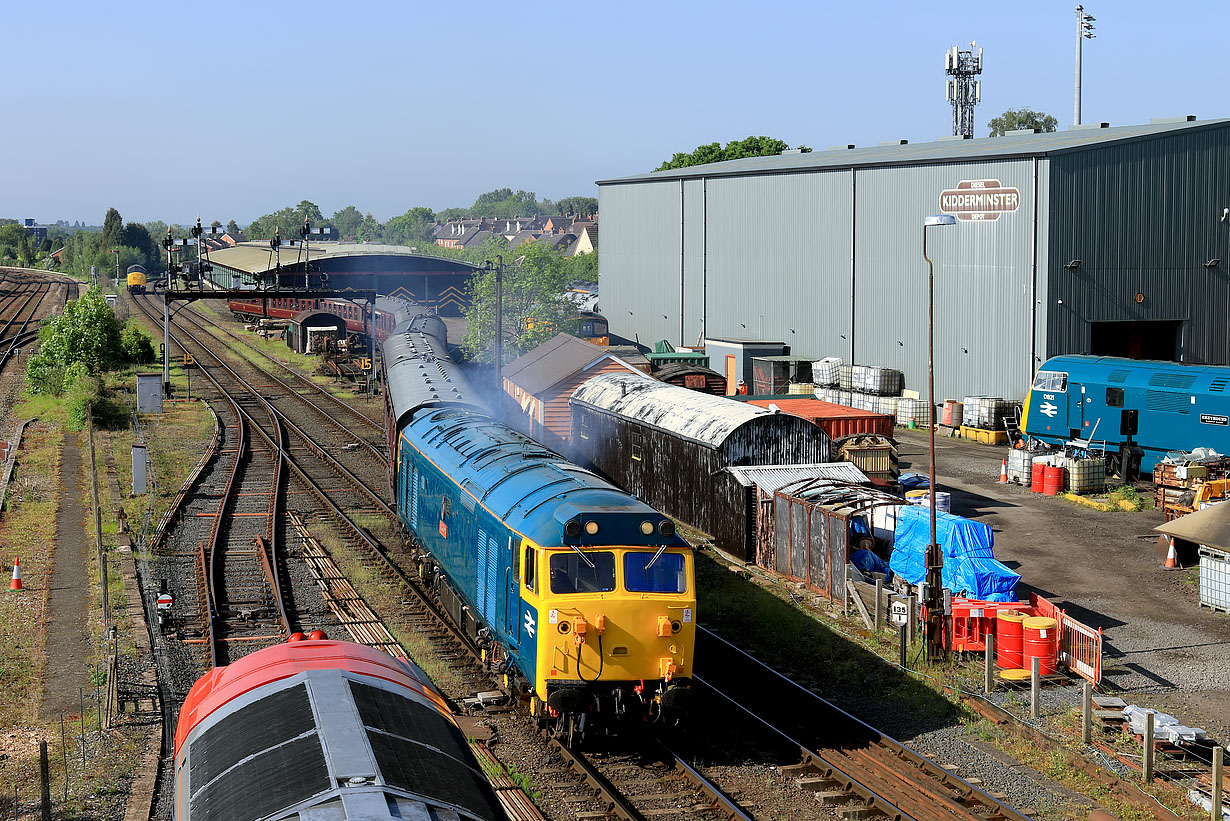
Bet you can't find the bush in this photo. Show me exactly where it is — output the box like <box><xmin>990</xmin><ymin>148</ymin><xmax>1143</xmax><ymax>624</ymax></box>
<box><xmin>120</xmin><ymin>323</ymin><xmax>156</xmax><ymax>364</ymax></box>
<box><xmin>64</xmin><ymin>374</ymin><xmax>102</xmax><ymax>431</ymax></box>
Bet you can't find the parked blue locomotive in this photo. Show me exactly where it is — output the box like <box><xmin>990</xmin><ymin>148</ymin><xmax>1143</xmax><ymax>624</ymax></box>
<box><xmin>383</xmin><ymin>305</ymin><xmax>695</xmax><ymax>744</ymax></box>
<box><xmin>1022</xmin><ymin>354</ymin><xmax>1230</xmax><ymax>474</ymax></box>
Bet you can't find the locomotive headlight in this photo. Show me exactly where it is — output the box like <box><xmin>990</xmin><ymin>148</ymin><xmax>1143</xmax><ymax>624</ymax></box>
<box><xmin>640</xmin><ymin>521</ymin><xmax>654</xmax><ymax>535</ymax></box>
<box><xmin>658</xmin><ymin>520</ymin><xmax>675</xmax><ymax>537</ymax></box>
<box><xmin>585</xmin><ymin>521</ymin><xmax>600</xmax><ymax>535</ymax></box>
<box><xmin>565</xmin><ymin>521</ymin><xmax>582</xmax><ymax>538</ymax></box>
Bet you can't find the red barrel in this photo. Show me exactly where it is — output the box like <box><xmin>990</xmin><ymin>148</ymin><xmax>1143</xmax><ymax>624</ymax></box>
<box><xmin>996</xmin><ymin>610</ymin><xmax>1025</xmax><ymax>669</ymax></box>
<box><xmin>1030</xmin><ymin>463</ymin><xmax>1046</xmax><ymax>493</ymax></box>
<box><xmin>1022</xmin><ymin>616</ymin><xmax>1058</xmax><ymax>675</ymax></box>
<box><xmin>1042</xmin><ymin>465</ymin><xmax>1065</xmax><ymax>496</ymax></box>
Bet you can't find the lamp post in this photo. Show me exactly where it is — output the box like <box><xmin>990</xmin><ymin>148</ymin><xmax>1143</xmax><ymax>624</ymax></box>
<box><xmin>922</xmin><ymin>213</ymin><xmax>956</xmax><ymax>661</ymax></box>
<box><xmin>1074</xmin><ymin>5</ymin><xmax>1096</xmax><ymax>126</ymax></box>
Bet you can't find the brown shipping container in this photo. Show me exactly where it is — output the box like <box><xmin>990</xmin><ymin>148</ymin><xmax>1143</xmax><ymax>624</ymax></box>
<box><xmin>746</xmin><ymin>398</ymin><xmax>894</xmax><ymax>439</ymax></box>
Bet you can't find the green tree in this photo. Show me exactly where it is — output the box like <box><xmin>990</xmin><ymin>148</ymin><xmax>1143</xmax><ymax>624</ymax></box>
<box><xmin>25</xmin><ymin>287</ymin><xmax>124</xmax><ymax>395</ymax></box>
<box><xmin>356</xmin><ymin>212</ymin><xmax>382</xmax><ymax>243</ymax></box>
<box><xmin>100</xmin><ymin>207</ymin><xmax>123</xmax><ymax>250</ymax></box>
<box><xmin>555</xmin><ymin>196</ymin><xmax>598</xmax><ymax>217</ymax></box>
<box><xmin>988</xmin><ymin>108</ymin><xmax>1058</xmax><ymax>137</ymax></box>
<box><xmin>655</xmin><ymin>136</ymin><xmax>810</xmax><ymax>171</ymax></box>
<box><xmin>383</xmin><ymin>206</ymin><xmax>436</xmax><ymax>247</ymax></box>
<box><xmin>119</xmin><ymin>222</ymin><xmax>157</xmax><ymax>267</ymax></box>
<box><xmin>226</xmin><ymin>219</ymin><xmax>241</xmax><ymax>236</ymax></box>
<box><xmin>245</xmin><ymin>201</ymin><xmax>326</xmax><ymax>240</ymax></box>
<box><xmin>461</xmin><ymin>240</ymin><xmax>574</xmax><ymax>364</ymax></box>
<box><xmin>331</xmin><ymin>205</ymin><xmax>363</xmax><ymax>241</ymax></box>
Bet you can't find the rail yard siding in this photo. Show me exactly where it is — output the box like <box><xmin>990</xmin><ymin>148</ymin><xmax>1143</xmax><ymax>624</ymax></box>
<box><xmin>600</xmin><ymin>118</ymin><xmax>1230</xmax><ymax>401</ymax></box>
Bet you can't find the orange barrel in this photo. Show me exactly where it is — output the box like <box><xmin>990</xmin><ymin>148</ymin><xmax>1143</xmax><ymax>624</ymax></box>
<box><xmin>1022</xmin><ymin>616</ymin><xmax>1058</xmax><ymax>675</ymax></box>
<box><xmin>1042</xmin><ymin>465</ymin><xmax>1065</xmax><ymax>496</ymax></box>
<box><xmin>1030</xmin><ymin>462</ymin><xmax>1046</xmax><ymax>493</ymax></box>
<box><xmin>996</xmin><ymin>609</ymin><xmax>1025</xmax><ymax>669</ymax></box>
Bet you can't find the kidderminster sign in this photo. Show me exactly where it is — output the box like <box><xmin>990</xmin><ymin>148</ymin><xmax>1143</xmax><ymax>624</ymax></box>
<box><xmin>939</xmin><ymin>179</ymin><xmax>1020</xmax><ymax>221</ymax></box>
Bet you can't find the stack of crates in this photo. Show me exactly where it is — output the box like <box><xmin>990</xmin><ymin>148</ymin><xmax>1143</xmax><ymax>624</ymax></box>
<box><xmin>834</xmin><ymin>435</ymin><xmax>899</xmax><ymax>484</ymax></box>
<box><xmin>1007</xmin><ymin>448</ymin><xmax>1040</xmax><ymax>484</ymax></box>
<box><xmin>812</xmin><ymin>357</ymin><xmax>842</xmax><ymax>387</ymax></box>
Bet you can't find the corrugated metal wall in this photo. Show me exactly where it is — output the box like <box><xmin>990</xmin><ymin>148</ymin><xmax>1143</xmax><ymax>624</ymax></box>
<box><xmin>600</xmin><ymin>183</ymin><xmax>681</xmax><ymax>346</ymax></box>
<box><xmin>602</xmin><ymin>162</ymin><xmax>1044</xmax><ymax>401</ymax></box>
<box><xmin>853</xmin><ymin>158</ymin><xmax>1042</xmax><ymax>400</ymax></box>
<box><xmin>1046</xmin><ymin>127</ymin><xmax>1230</xmax><ymax>364</ymax></box>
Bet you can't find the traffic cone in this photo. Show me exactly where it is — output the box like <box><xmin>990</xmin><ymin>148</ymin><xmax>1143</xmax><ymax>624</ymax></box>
<box><xmin>999</xmin><ymin>459</ymin><xmax>1008</xmax><ymax>484</ymax></box>
<box><xmin>8</xmin><ymin>557</ymin><xmax>22</xmax><ymax>592</ymax></box>
<box><xmin>1162</xmin><ymin>538</ymin><xmax>1181</xmax><ymax>570</ymax></box>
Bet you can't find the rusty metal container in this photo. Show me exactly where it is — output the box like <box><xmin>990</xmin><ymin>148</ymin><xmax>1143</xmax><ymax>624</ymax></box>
<box><xmin>744</xmin><ymin>398</ymin><xmax>894</xmax><ymax>439</ymax></box>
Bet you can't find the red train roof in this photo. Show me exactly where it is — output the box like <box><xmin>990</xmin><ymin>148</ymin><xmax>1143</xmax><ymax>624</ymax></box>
<box><xmin>173</xmin><ymin>640</ymin><xmax>447</xmax><ymax>758</ymax></box>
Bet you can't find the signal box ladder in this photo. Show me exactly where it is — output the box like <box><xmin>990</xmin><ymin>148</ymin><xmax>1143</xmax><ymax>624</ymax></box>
<box><xmin>1005</xmin><ymin>405</ymin><xmax>1024</xmax><ymax>448</ymax></box>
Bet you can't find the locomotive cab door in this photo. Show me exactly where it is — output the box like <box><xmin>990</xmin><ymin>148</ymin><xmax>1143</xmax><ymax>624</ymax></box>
<box><xmin>1068</xmin><ymin>382</ymin><xmax>1087</xmax><ymax>439</ymax></box>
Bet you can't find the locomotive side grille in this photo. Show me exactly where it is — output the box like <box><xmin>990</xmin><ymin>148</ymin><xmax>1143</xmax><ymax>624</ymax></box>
<box><xmin>1146</xmin><ymin>390</ymin><xmax>1190</xmax><ymax>414</ymax></box>
<box><xmin>1108</xmin><ymin>369</ymin><xmax>1130</xmax><ymax>383</ymax></box>
<box><xmin>1211</xmin><ymin>378</ymin><xmax>1228</xmax><ymax>392</ymax></box>
<box><xmin>1148</xmin><ymin>372</ymin><xmax>1196</xmax><ymax>389</ymax></box>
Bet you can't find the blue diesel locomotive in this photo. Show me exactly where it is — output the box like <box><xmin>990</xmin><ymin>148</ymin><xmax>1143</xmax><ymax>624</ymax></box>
<box><xmin>1022</xmin><ymin>355</ymin><xmax>1230</xmax><ymax>474</ymax></box>
<box><xmin>383</xmin><ymin>306</ymin><xmax>695</xmax><ymax>744</ymax></box>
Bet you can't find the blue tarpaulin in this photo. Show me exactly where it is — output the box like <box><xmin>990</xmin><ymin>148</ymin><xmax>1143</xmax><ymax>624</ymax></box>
<box><xmin>850</xmin><ymin>549</ymin><xmax>891</xmax><ymax>578</ymax></box>
<box><xmin>888</xmin><ymin>505</ymin><xmax>1020</xmax><ymax>602</ymax></box>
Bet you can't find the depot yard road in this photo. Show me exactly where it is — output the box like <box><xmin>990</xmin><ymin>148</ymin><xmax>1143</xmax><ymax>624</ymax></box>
<box><xmin>895</xmin><ymin>430</ymin><xmax>1230</xmax><ymax>740</ymax></box>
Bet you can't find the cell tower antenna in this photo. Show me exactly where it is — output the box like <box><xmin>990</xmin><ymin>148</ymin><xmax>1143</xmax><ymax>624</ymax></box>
<box><xmin>944</xmin><ymin>41</ymin><xmax>983</xmax><ymax>138</ymax></box>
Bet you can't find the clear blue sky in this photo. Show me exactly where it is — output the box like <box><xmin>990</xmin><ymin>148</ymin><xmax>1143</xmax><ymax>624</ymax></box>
<box><xmin>3</xmin><ymin>0</ymin><xmax>1223</xmax><ymax>227</ymax></box>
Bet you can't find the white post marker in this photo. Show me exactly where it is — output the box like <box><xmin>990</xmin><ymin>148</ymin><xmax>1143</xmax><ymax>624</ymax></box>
<box><xmin>892</xmin><ymin>599</ymin><xmax>910</xmax><ymax>670</ymax></box>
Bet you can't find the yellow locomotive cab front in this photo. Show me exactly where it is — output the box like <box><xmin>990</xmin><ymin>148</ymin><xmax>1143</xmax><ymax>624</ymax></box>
<box><xmin>529</xmin><ymin>545</ymin><xmax>694</xmax><ymax>713</ymax></box>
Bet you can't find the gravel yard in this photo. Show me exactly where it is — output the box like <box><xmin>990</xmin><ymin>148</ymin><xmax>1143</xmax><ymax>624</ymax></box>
<box><xmin>896</xmin><ymin>429</ymin><xmax>1230</xmax><ymax>742</ymax></box>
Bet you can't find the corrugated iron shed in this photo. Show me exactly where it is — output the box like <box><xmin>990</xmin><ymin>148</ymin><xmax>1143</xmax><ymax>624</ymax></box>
<box><xmin>208</xmin><ymin>242</ymin><xmax>475</xmax><ymax>275</ymax></box>
<box><xmin>570</xmin><ymin>371</ymin><xmax>786</xmax><ymax>448</ymax></box>
<box><xmin>727</xmin><ymin>462</ymin><xmax>870</xmax><ymax>493</ymax></box>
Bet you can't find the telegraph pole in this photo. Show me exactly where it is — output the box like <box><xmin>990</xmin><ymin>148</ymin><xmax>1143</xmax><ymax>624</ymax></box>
<box><xmin>1074</xmin><ymin>6</ymin><xmax>1096</xmax><ymax>125</ymax></box>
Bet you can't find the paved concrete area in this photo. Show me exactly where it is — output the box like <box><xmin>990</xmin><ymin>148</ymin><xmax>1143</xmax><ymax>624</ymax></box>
<box><xmin>895</xmin><ymin>429</ymin><xmax>1230</xmax><ymax>740</ymax></box>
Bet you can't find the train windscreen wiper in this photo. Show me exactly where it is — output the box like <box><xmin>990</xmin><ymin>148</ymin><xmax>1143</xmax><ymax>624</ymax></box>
<box><xmin>643</xmin><ymin>544</ymin><xmax>668</xmax><ymax>572</ymax></box>
<box><xmin>569</xmin><ymin>544</ymin><xmax>595</xmax><ymax>568</ymax></box>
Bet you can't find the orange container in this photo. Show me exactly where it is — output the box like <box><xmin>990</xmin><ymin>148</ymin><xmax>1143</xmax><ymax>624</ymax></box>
<box><xmin>941</xmin><ymin>400</ymin><xmax>964</xmax><ymax>427</ymax></box>
<box><xmin>996</xmin><ymin>610</ymin><xmax>1025</xmax><ymax>669</ymax></box>
<box><xmin>1022</xmin><ymin>616</ymin><xmax>1058</xmax><ymax>675</ymax></box>
<box><xmin>1030</xmin><ymin>463</ymin><xmax>1046</xmax><ymax>493</ymax></box>
<box><xmin>1042</xmin><ymin>465</ymin><xmax>1065</xmax><ymax>496</ymax></box>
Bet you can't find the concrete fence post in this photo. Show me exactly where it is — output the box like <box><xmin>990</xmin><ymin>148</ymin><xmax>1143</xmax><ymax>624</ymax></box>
<box><xmin>984</xmin><ymin>635</ymin><xmax>995</xmax><ymax>693</ymax></box>
<box><xmin>1211</xmin><ymin>745</ymin><xmax>1222</xmax><ymax>821</ymax></box>
<box><xmin>1143</xmin><ymin>711</ymin><xmax>1155</xmax><ymax>782</ymax></box>
<box><xmin>1082</xmin><ymin>680</ymin><xmax>1092</xmax><ymax>745</ymax></box>
<box><xmin>874</xmin><ymin>579</ymin><xmax>883</xmax><ymax>632</ymax></box>
<box><xmin>1030</xmin><ymin>657</ymin><xmax>1041</xmax><ymax>719</ymax></box>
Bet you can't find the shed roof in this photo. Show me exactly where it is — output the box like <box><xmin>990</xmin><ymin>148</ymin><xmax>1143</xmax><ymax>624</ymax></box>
<box><xmin>745</xmin><ymin>397</ymin><xmax>892</xmax><ymax>422</ymax></box>
<box><xmin>1154</xmin><ymin>502</ymin><xmax>1230</xmax><ymax>551</ymax></box>
<box><xmin>727</xmin><ymin>462</ymin><xmax>870</xmax><ymax>493</ymax></box>
<box><xmin>206</xmin><ymin>242</ymin><xmax>480</xmax><ymax>275</ymax></box>
<box><xmin>600</xmin><ymin>117</ymin><xmax>1230</xmax><ymax>184</ymax></box>
<box><xmin>570</xmin><ymin>371</ymin><xmax>788</xmax><ymax>448</ymax></box>
<box><xmin>290</xmin><ymin>309</ymin><xmax>343</xmax><ymax>325</ymax></box>
<box><xmin>503</xmin><ymin>333</ymin><xmax>635</xmax><ymax>396</ymax></box>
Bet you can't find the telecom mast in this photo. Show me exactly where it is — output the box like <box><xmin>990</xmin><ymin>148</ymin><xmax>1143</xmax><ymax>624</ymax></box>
<box><xmin>944</xmin><ymin>43</ymin><xmax>983</xmax><ymax>138</ymax></box>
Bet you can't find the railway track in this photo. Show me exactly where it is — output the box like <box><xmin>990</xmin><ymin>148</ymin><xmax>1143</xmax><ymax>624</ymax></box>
<box><xmin>549</xmin><ymin>737</ymin><xmax>754</xmax><ymax>821</ymax></box>
<box><xmin>695</xmin><ymin>627</ymin><xmax>1030</xmax><ymax>821</ymax></box>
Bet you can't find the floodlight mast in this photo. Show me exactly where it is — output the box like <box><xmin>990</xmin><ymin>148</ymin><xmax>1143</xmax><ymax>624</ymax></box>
<box><xmin>1074</xmin><ymin>5</ymin><xmax>1096</xmax><ymax>125</ymax></box>
<box><xmin>944</xmin><ymin>42</ymin><xmax>983</xmax><ymax>138</ymax></box>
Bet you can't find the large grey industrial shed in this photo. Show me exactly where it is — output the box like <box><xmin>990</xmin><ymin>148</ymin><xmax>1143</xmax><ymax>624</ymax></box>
<box><xmin>598</xmin><ymin>116</ymin><xmax>1230</xmax><ymax>401</ymax></box>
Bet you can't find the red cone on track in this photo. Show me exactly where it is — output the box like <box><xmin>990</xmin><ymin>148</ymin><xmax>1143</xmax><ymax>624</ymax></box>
<box><xmin>8</xmin><ymin>557</ymin><xmax>22</xmax><ymax>592</ymax></box>
<box><xmin>999</xmin><ymin>459</ymin><xmax>1008</xmax><ymax>484</ymax></box>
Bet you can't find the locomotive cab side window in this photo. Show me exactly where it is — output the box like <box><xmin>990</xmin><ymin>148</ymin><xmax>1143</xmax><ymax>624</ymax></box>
<box><xmin>1106</xmin><ymin>387</ymin><xmax>1124</xmax><ymax>407</ymax></box>
<box><xmin>550</xmin><ymin>552</ymin><xmax>616</xmax><ymax>594</ymax></box>
<box><xmin>523</xmin><ymin>546</ymin><xmax>536</xmax><ymax>593</ymax></box>
<box><xmin>1031</xmin><ymin>370</ymin><xmax>1068</xmax><ymax>392</ymax></box>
